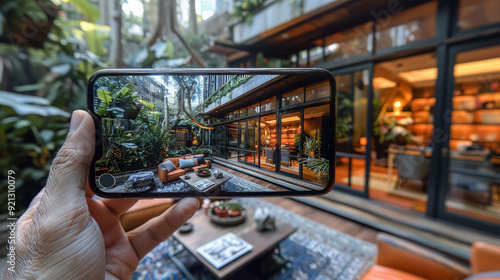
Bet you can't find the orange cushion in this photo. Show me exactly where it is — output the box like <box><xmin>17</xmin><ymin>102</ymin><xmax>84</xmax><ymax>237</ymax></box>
<box><xmin>360</xmin><ymin>265</ymin><xmax>428</xmax><ymax>280</ymax></box>
<box><xmin>167</xmin><ymin>169</ymin><xmax>185</xmax><ymax>176</ymax></box>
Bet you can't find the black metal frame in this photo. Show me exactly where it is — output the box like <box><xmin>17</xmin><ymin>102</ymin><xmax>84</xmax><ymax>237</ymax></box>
<box><xmin>434</xmin><ymin>36</ymin><xmax>500</xmax><ymax>235</ymax></box>
<box><xmin>329</xmin><ymin>63</ymin><xmax>374</xmax><ymax>198</ymax></box>
<box><xmin>87</xmin><ymin>68</ymin><xmax>336</xmax><ymax>199</ymax></box>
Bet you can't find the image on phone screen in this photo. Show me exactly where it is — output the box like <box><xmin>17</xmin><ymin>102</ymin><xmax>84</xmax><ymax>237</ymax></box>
<box><xmin>90</xmin><ymin>71</ymin><xmax>335</xmax><ymax>197</ymax></box>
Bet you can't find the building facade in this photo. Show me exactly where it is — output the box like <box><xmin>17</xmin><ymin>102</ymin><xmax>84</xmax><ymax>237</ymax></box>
<box><xmin>208</xmin><ymin>0</ymin><xmax>500</xmax><ymax>235</ymax></box>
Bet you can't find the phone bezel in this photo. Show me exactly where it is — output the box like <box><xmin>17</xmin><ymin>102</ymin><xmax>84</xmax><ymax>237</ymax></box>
<box><xmin>87</xmin><ymin>68</ymin><xmax>336</xmax><ymax>198</ymax></box>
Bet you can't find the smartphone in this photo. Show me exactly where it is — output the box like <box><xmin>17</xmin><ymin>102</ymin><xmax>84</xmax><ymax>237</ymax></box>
<box><xmin>87</xmin><ymin>68</ymin><xmax>336</xmax><ymax>198</ymax></box>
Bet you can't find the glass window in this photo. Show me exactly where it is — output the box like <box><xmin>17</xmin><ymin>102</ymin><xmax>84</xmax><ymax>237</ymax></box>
<box><xmin>324</xmin><ymin>22</ymin><xmax>372</xmax><ymax>62</ymax></box>
<box><xmin>248</xmin><ymin>103</ymin><xmax>260</xmax><ymax>115</ymax></box>
<box><xmin>298</xmin><ymin>50</ymin><xmax>308</xmax><ymax>67</ymax></box>
<box><xmin>233</xmin><ymin>109</ymin><xmax>240</xmax><ymax>119</ymax></box>
<box><xmin>280</xmin><ymin>112</ymin><xmax>302</xmax><ymax>176</ymax></box>
<box><xmin>375</xmin><ymin>1</ymin><xmax>437</xmax><ymax>50</ymax></box>
<box><xmin>227</xmin><ymin>122</ymin><xmax>238</xmax><ymax>162</ymax></box>
<box><xmin>458</xmin><ymin>0</ymin><xmax>500</xmax><ymax>30</ymax></box>
<box><xmin>239</xmin><ymin>107</ymin><xmax>247</xmax><ymax>118</ymax></box>
<box><xmin>445</xmin><ymin>44</ymin><xmax>500</xmax><ymax>224</ymax></box>
<box><xmin>335</xmin><ymin>72</ymin><xmax>368</xmax><ymax>192</ymax></box>
<box><xmin>261</xmin><ymin>97</ymin><xmax>276</xmax><ymax>112</ymax></box>
<box><xmin>260</xmin><ymin>114</ymin><xmax>277</xmax><ymax>171</ymax></box>
<box><xmin>372</xmin><ymin>52</ymin><xmax>437</xmax><ymax>214</ymax></box>
<box><xmin>282</xmin><ymin>88</ymin><xmax>304</xmax><ymax>107</ymax></box>
<box><xmin>210</xmin><ymin>124</ymin><xmax>227</xmax><ymax>158</ymax></box>
<box><xmin>309</xmin><ymin>46</ymin><xmax>323</xmax><ymax>66</ymax></box>
<box><xmin>306</xmin><ymin>80</ymin><xmax>330</xmax><ymax>101</ymax></box>
<box><xmin>303</xmin><ymin>104</ymin><xmax>331</xmax><ymax>185</ymax></box>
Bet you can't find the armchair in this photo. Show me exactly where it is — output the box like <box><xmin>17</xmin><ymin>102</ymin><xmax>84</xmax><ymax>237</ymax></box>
<box><xmin>360</xmin><ymin>233</ymin><xmax>500</xmax><ymax>280</ymax></box>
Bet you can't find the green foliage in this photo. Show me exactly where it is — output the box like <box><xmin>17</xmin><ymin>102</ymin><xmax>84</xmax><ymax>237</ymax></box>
<box><xmin>232</xmin><ymin>0</ymin><xmax>266</xmax><ymax>24</ymax></box>
<box><xmin>300</xmin><ymin>136</ymin><xmax>330</xmax><ymax>184</ymax></box>
<box><xmin>66</xmin><ymin>0</ymin><xmax>100</xmax><ymax>23</ymax></box>
<box><xmin>100</xmin><ymin>111</ymin><xmax>173</xmax><ymax>173</ymax></box>
<box><xmin>188</xmin><ymin>144</ymin><xmax>210</xmax><ymax>155</ymax></box>
<box><xmin>96</xmin><ymin>80</ymin><xmax>155</xmax><ymax>118</ymax></box>
<box><xmin>0</xmin><ymin>91</ymin><xmax>70</xmax><ymax>213</ymax></box>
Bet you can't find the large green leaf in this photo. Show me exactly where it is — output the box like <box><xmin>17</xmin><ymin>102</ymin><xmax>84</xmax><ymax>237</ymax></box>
<box><xmin>66</xmin><ymin>0</ymin><xmax>100</xmax><ymax>23</ymax></box>
<box><xmin>138</xmin><ymin>100</ymin><xmax>154</xmax><ymax>110</ymax></box>
<box><xmin>0</xmin><ymin>91</ymin><xmax>70</xmax><ymax>118</ymax></box>
<box><xmin>97</xmin><ymin>88</ymin><xmax>111</xmax><ymax>104</ymax></box>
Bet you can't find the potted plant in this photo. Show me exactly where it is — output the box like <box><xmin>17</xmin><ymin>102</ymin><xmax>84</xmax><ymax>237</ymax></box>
<box><xmin>214</xmin><ymin>201</ymin><xmax>228</xmax><ymax>218</ymax></box>
<box><xmin>228</xmin><ymin>202</ymin><xmax>242</xmax><ymax>217</ymax></box>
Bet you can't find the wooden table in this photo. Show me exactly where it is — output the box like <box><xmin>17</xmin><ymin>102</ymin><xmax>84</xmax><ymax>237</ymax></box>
<box><xmin>172</xmin><ymin>209</ymin><xmax>296</xmax><ymax>279</ymax></box>
<box><xmin>180</xmin><ymin>173</ymin><xmax>231</xmax><ymax>192</ymax></box>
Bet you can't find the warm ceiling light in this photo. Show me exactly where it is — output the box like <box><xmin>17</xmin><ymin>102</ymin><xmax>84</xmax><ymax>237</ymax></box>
<box><xmin>399</xmin><ymin>67</ymin><xmax>438</xmax><ymax>83</ymax></box>
<box><xmin>360</xmin><ymin>137</ymin><xmax>367</xmax><ymax>146</ymax></box>
<box><xmin>281</xmin><ymin>116</ymin><xmax>301</xmax><ymax>123</ymax></box>
<box><xmin>373</xmin><ymin>77</ymin><xmax>397</xmax><ymax>89</ymax></box>
<box><xmin>394</xmin><ymin>101</ymin><xmax>402</xmax><ymax>108</ymax></box>
<box><xmin>398</xmin><ymin>57</ymin><xmax>500</xmax><ymax>83</ymax></box>
<box><xmin>455</xmin><ymin>57</ymin><xmax>500</xmax><ymax>76</ymax></box>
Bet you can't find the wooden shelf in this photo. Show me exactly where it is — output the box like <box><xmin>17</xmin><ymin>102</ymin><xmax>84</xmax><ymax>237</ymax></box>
<box><xmin>451</xmin><ymin>123</ymin><xmax>500</xmax><ymax>125</ymax></box>
<box><xmin>450</xmin><ymin>138</ymin><xmax>499</xmax><ymax>143</ymax></box>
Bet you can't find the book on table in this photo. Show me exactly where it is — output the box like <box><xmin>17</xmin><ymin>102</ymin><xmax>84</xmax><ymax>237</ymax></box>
<box><xmin>192</xmin><ymin>179</ymin><xmax>214</xmax><ymax>191</ymax></box>
<box><xmin>196</xmin><ymin>232</ymin><xmax>253</xmax><ymax>269</ymax></box>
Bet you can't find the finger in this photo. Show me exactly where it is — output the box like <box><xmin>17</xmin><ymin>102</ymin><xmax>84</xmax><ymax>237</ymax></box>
<box><xmin>45</xmin><ymin>110</ymin><xmax>95</xmax><ymax>201</ymax></box>
<box><xmin>85</xmin><ymin>180</ymin><xmax>95</xmax><ymax>199</ymax></box>
<box><xmin>102</xmin><ymin>198</ymin><xmax>139</xmax><ymax>217</ymax></box>
<box><xmin>127</xmin><ymin>198</ymin><xmax>199</xmax><ymax>259</ymax></box>
<box><xmin>17</xmin><ymin>188</ymin><xmax>46</xmax><ymax>231</ymax></box>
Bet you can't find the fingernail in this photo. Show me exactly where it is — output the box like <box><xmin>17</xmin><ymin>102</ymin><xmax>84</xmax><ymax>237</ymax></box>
<box><xmin>69</xmin><ymin>111</ymin><xmax>84</xmax><ymax>133</ymax></box>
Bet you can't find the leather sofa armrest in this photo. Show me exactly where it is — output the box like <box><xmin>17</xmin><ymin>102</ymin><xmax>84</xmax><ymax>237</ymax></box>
<box><xmin>471</xmin><ymin>242</ymin><xmax>500</xmax><ymax>274</ymax></box>
<box><xmin>158</xmin><ymin>165</ymin><xmax>169</xmax><ymax>183</ymax></box>
<box><xmin>376</xmin><ymin>233</ymin><xmax>470</xmax><ymax>280</ymax></box>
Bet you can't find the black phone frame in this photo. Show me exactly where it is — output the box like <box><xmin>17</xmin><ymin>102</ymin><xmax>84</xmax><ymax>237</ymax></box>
<box><xmin>87</xmin><ymin>68</ymin><xmax>336</xmax><ymax>198</ymax></box>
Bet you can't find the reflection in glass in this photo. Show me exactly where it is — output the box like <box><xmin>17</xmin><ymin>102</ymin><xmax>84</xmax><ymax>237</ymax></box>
<box><xmin>335</xmin><ymin>72</ymin><xmax>367</xmax><ymax>191</ymax></box>
<box><xmin>302</xmin><ymin>104</ymin><xmax>330</xmax><ymax>183</ymax></box>
<box><xmin>280</xmin><ymin>112</ymin><xmax>302</xmax><ymax>176</ymax></box>
<box><xmin>282</xmin><ymin>88</ymin><xmax>304</xmax><ymax>107</ymax></box>
<box><xmin>375</xmin><ymin>2</ymin><xmax>436</xmax><ymax>50</ymax></box>
<box><xmin>324</xmin><ymin>22</ymin><xmax>372</xmax><ymax>62</ymax></box>
<box><xmin>261</xmin><ymin>97</ymin><xmax>276</xmax><ymax>112</ymax></box>
<box><xmin>458</xmin><ymin>0</ymin><xmax>500</xmax><ymax>30</ymax></box>
<box><xmin>446</xmin><ymin>45</ymin><xmax>500</xmax><ymax>224</ymax></box>
<box><xmin>306</xmin><ymin>80</ymin><xmax>330</xmax><ymax>102</ymax></box>
<box><xmin>228</xmin><ymin>122</ymin><xmax>238</xmax><ymax>162</ymax></box>
<box><xmin>260</xmin><ymin>114</ymin><xmax>277</xmax><ymax>172</ymax></box>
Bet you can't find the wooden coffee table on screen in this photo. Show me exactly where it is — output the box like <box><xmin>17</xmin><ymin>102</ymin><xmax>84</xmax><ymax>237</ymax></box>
<box><xmin>171</xmin><ymin>208</ymin><xmax>296</xmax><ymax>280</ymax></box>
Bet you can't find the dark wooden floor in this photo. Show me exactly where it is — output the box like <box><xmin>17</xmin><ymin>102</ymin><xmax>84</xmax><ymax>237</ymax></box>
<box><xmin>214</xmin><ymin>163</ymin><xmax>379</xmax><ymax>244</ymax></box>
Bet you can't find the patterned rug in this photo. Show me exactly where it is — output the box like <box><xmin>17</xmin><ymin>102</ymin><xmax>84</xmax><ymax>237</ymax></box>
<box><xmin>149</xmin><ymin>167</ymin><xmax>274</xmax><ymax>193</ymax></box>
<box><xmin>132</xmin><ymin>198</ymin><xmax>377</xmax><ymax>280</ymax></box>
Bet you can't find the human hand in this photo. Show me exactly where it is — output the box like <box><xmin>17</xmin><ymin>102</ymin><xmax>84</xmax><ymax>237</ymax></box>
<box><xmin>1</xmin><ymin>110</ymin><xmax>199</xmax><ymax>279</ymax></box>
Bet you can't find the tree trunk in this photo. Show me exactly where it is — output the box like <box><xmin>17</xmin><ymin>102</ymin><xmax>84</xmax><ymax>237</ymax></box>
<box><xmin>99</xmin><ymin>0</ymin><xmax>109</xmax><ymax>26</ymax></box>
<box><xmin>108</xmin><ymin>0</ymin><xmax>123</xmax><ymax>67</ymax></box>
<box><xmin>189</xmin><ymin>0</ymin><xmax>197</xmax><ymax>34</ymax></box>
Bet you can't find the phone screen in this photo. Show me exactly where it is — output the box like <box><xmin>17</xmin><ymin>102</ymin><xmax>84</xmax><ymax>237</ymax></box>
<box><xmin>89</xmin><ymin>70</ymin><xmax>335</xmax><ymax>197</ymax></box>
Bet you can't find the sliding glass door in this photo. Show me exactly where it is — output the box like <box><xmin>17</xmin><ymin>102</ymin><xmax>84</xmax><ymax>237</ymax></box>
<box><xmin>278</xmin><ymin>110</ymin><xmax>302</xmax><ymax>178</ymax></box>
<box><xmin>237</xmin><ymin>118</ymin><xmax>259</xmax><ymax>166</ymax></box>
<box><xmin>331</xmin><ymin>65</ymin><xmax>372</xmax><ymax>197</ymax></box>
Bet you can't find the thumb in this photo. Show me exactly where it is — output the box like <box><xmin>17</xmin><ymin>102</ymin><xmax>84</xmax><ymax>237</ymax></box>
<box><xmin>45</xmin><ymin>110</ymin><xmax>95</xmax><ymax>200</ymax></box>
